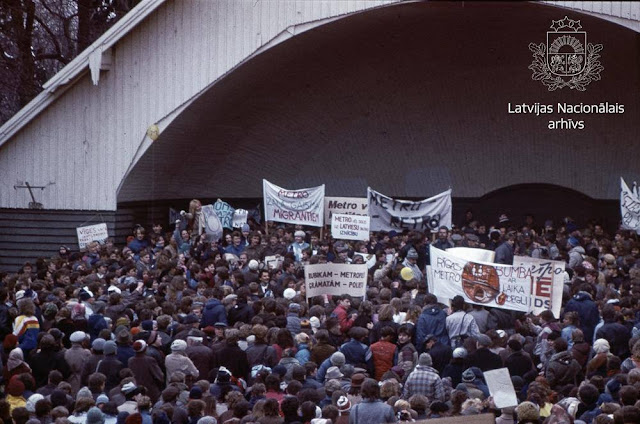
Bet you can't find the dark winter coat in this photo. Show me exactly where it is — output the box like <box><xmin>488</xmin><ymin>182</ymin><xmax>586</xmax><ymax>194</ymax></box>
<box><xmin>505</xmin><ymin>350</ymin><xmax>536</xmax><ymax>381</ymax></box>
<box><xmin>214</xmin><ymin>344</ymin><xmax>250</xmax><ymax>380</ymax></box>
<box><xmin>186</xmin><ymin>344</ymin><xmax>214</xmax><ymax>382</ymax></box>
<box><xmin>425</xmin><ymin>341</ymin><xmax>452</xmax><ymax>374</ymax></box>
<box><xmin>416</xmin><ymin>305</ymin><xmax>449</xmax><ymax>349</ymax></box>
<box><xmin>28</xmin><ymin>347</ymin><xmax>70</xmax><ymax>387</ymax></box>
<box><xmin>129</xmin><ymin>354</ymin><xmax>164</xmax><ymax>402</ymax></box>
<box><xmin>201</xmin><ymin>299</ymin><xmax>227</xmax><ymax>327</ymax></box>
<box><xmin>466</xmin><ymin>347</ymin><xmax>503</xmax><ymax>372</ymax></box>
<box><xmin>228</xmin><ymin>302</ymin><xmax>254</xmax><ymax>326</ymax></box>
<box><xmin>564</xmin><ymin>292</ymin><xmax>600</xmax><ymax>344</ymax></box>
<box><xmin>545</xmin><ymin>350</ymin><xmax>582</xmax><ymax>388</ymax></box>
<box><xmin>596</xmin><ymin>321</ymin><xmax>631</xmax><ymax>359</ymax></box>
<box><xmin>96</xmin><ymin>354</ymin><xmax>124</xmax><ymax>392</ymax></box>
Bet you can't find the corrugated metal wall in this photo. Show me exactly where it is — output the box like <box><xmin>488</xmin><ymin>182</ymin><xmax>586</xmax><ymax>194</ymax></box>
<box><xmin>0</xmin><ymin>0</ymin><xmax>398</xmax><ymax>211</ymax></box>
<box><xmin>0</xmin><ymin>209</ymin><xmax>134</xmax><ymax>272</ymax></box>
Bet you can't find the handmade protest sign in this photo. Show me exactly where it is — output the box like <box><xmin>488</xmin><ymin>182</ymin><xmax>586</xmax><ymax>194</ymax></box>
<box><xmin>213</xmin><ymin>199</ymin><xmax>235</xmax><ymax>229</ymax></box>
<box><xmin>263</xmin><ymin>180</ymin><xmax>324</xmax><ymax>227</ymax></box>
<box><xmin>304</xmin><ymin>263</ymin><xmax>368</xmax><ymax>299</ymax></box>
<box><xmin>513</xmin><ymin>256</ymin><xmax>564</xmax><ymax>318</ymax></box>
<box><xmin>324</xmin><ymin>196</ymin><xmax>368</xmax><ymax>222</ymax></box>
<box><xmin>367</xmin><ymin>188</ymin><xmax>452</xmax><ymax>232</ymax></box>
<box><xmin>447</xmin><ymin>247</ymin><xmax>495</xmax><ymax>263</ymax></box>
<box><xmin>621</xmin><ymin>178</ymin><xmax>640</xmax><ymax>234</ymax></box>
<box><xmin>331</xmin><ymin>213</ymin><xmax>370</xmax><ymax>241</ymax></box>
<box><xmin>232</xmin><ymin>209</ymin><xmax>248</xmax><ymax>228</ymax></box>
<box><xmin>354</xmin><ymin>252</ymin><xmax>377</xmax><ymax>269</ymax></box>
<box><xmin>76</xmin><ymin>223</ymin><xmax>108</xmax><ymax>249</ymax></box>
<box><xmin>484</xmin><ymin>368</ymin><xmax>518</xmax><ymax>408</ymax></box>
<box><xmin>201</xmin><ymin>204</ymin><xmax>224</xmax><ymax>242</ymax></box>
<box><xmin>264</xmin><ymin>255</ymin><xmax>284</xmax><ymax>270</ymax></box>
<box><xmin>430</xmin><ymin>246</ymin><xmax>531</xmax><ymax>312</ymax></box>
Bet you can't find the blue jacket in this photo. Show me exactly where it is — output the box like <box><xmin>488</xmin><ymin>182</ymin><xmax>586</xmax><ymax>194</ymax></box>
<box><xmin>88</xmin><ymin>314</ymin><xmax>108</xmax><ymax>342</ymax></box>
<box><xmin>295</xmin><ymin>344</ymin><xmax>311</xmax><ymax>365</ymax></box>
<box><xmin>416</xmin><ymin>305</ymin><xmax>449</xmax><ymax>350</ymax></box>
<box><xmin>201</xmin><ymin>299</ymin><xmax>227</xmax><ymax>327</ymax></box>
<box><xmin>340</xmin><ymin>339</ymin><xmax>373</xmax><ymax>376</ymax></box>
<box><xmin>564</xmin><ymin>292</ymin><xmax>599</xmax><ymax>344</ymax></box>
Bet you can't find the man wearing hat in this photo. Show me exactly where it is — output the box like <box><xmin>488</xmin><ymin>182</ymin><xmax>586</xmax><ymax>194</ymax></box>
<box><xmin>64</xmin><ymin>331</ymin><xmax>91</xmax><ymax>396</ymax></box>
<box><xmin>129</xmin><ymin>340</ymin><xmax>164</xmax><ymax>403</ymax></box>
<box><xmin>288</xmin><ymin>231</ymin><xmax>309</xmax><ymax>262</ymax></box>
<box><xmin>97</xmin><ymin>341</ymin><xmax>123</xmax><ymax>392</ymax></box>
<box><xmin>402</xmin><ymin>353</ymin><xmax>445</xmax><ymax>401</ymax></box>
<box><xmin>465</xmin><ymin>334</ymin><xmax>502</xmax><ymax>372</ymax></box>
<box><xmin>402</xmin><ymin>248</ymin><xmax>424</xmax><ymax>282</ymax></box>
<box><xmin>165</xmin><ymin>339</ymin><xmax>199</xmax><ymax>384</ymax></box>
<box><xmin>80</xmin><ymin>338</ymin><xmax>106</xmax><ymax>387</ymax></box>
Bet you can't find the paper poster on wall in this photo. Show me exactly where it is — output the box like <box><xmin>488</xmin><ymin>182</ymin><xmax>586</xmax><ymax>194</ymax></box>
<box><xmin>304</xmin><ymin>263</ymin><xmax>368</xmax><ymax>299</ymax></box>
<box><xmin>368</xmin><ymin>188</ymin><xmax>452</xmax><ymax>232</ymax></box>
<box><xmin>76</xmin><ymin>223</ymin><xmax>108</xmax><ymax>250</ymax></box>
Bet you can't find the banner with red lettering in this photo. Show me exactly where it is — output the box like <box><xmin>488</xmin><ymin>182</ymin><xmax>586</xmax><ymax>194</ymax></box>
<box><xmin>367</xmin><ymin>188</ymin><xmax>452</xmax><ymax>232</ymax></box>
<box><xmin>512</xmin><ymin>256</ymin><xmax>565</xmax><ymax>318</ymax></box>
<box><xmin>263</xmin><ymin>180</ymin><xmax>324</xmax><ymax>227</ymax></box>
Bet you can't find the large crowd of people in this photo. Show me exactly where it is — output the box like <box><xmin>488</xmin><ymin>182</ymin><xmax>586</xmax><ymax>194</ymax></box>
<box><xmin>1</xmin><ymin>200</ymin><xmax>639</xmax><ymax>424</ymax></box>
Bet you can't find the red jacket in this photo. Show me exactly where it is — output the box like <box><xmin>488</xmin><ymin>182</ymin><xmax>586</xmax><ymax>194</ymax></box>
<box><xmin>370</xmin><ymin>340</ymin><xmax>397</xmax><ymax>381</ymax></box>
<box><xmin>334</xmin><ymin>305</ymin><xmax>354</xmax><ymax>334</ymax></box>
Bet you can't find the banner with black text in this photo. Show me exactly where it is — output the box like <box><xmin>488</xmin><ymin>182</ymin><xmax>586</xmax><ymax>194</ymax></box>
<box><xmin>368</xmin><ymin>188</ymin><xmax>452</xmax><ymax>232</ymax></box>
<box><xmin>263</xmin><ymin>180</ymin><xmax>324</xmax><ymax>227</ymax></box>
<box><xmin>304</xmin><ymin>263</ymin><xmax>368</xmax><ymax>299</ymax></box>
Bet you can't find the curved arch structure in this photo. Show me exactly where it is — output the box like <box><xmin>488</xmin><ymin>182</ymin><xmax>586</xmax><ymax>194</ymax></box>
<box><xmin>118</xmin><ymin>1</ymin><xmax>640</xmax><ymax>203</ymax></box>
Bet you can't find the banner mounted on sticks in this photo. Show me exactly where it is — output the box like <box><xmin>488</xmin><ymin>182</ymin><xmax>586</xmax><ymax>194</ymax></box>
<box><xmin>513</xmin><ymin>256</ymin><xmax>564</xmax><ymax>318</ymax></box>
<box><xmin>76</xmin><ymin>223</ymin><xmax>109</xmax><ymax>250</ymax></box>
<box><xmin>324</xmin><ymin>196</ymin><xmax>368</xmax><ymax>222</ymax></box>
<box><xmin>201</xmin><ymin>204</ymin><xmax>224</xmax><ymax>242</ymax></box>
<box><xmin>263</xmin><ymin>180</ymin><xmax>324</xmax><ymax>227</ymax></box>
<box><xmin>367</xmin><ymin>188</ymin><xmax>452</xmax><ymax>232</ymax></box>
<box><xmin>331</xmin><ymin>213</ymin><xmax>370</xmax><ymax>241</ymax></box>
<box><xmin>430</xmin><ymin>246</ymin><xmax>531</xmax><ymax>312</ymax></box>
<box><xmin>304</xmin><ymin>263</ymin><xmax>368</xmax><ymax>299</ymax></box>
<box><xmin>620</xmin><ymin>177</ymin><xmax>640</xmax><ymax>234</ymax></box>
<box><xmin>213</xmin><ymin>199</ymin><xmax>235</xmax><ymax>229</ymax></box>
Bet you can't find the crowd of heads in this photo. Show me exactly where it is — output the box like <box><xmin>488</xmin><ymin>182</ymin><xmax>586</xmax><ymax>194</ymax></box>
<box><xmin>0</xmin><ymin>205</ymin><xmax>640</xmax><ymax>424</ymax></box>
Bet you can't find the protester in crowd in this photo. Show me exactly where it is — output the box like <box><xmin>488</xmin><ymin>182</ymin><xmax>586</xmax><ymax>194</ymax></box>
<box><xmin>0</xmin><ymin>211</ymin><xmax>638</xmax><ymax>424</ymax></box>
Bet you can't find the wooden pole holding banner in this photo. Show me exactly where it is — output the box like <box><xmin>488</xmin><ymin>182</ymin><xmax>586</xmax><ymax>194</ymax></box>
<box><xmin>265</xmin><ymin>220</ymin><xmax>269</xmax><ymax>236</ymax></box>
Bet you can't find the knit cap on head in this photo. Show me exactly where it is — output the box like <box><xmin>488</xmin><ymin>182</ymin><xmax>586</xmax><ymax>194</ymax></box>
<box><xmin>283</xmin><ymin>288</ymin><xmax>296</xmax><ymax>300</ymax></box>
<box><xmin>197</xmin><ymin>418</ymin><xmax>217</xmax><ymax>424</ymax></box>
<box><xmin>132</xmin><ymin>340</ymin><xmax>147</xmax><ymax>353</ymax></box>
<box><xmin>26</xmin><ymin>394</ymin><xmax>44</xmax><ymax>412</ymax></box>
<box><xmin>70</xmin><ymin>331</ymin><xmax>87</xmax><ymax>343</ymax></box>
<box><xmin>337</xmin><ymin>396</ymin><xmax>351</xmax><ymax>413</ymax></box>
<box><xmin>86</xmin><ymin>407</ymin><xmax>105</xmax><ymax>424</ymax></box>
<box><xmin>453</xmin><ymin>347</ymin><xmax>467</xmax><ymax>359</ymax></box>
<box><xmin>104</xmin><ymin>340</ymin><xmax>117</xmax><ymax>356</ymax></box>
<box><xmin>96</xmin><ymin>394</ymin><xmax>109</xmax><ymax>405</ymax></box>
<box><xmin>330</xmin><ymin>351</ymin><xmax>346</xmax><ymax>366</ymax></box>
<box><xmin>418</xmin><ymin>353</ymin><xmax>432</xmax><ymax>367</ymax></box>
<box><xmin>462</xmin><ymin>369</ymin><xmax>475</xmax><ymax>382</ymax></box>
<box><xmin>515</xmin><ymin>401</ymin><xmax>540</xmax><ymax>422</ymax></box>
<box><xmin>92</xmin><ymin>338</ymin><xmax>106</xmax><ymax>352</ymax></box>
<box><xmin>309</xmin><ymin>316</ymin><xmax>320</xmax><ymax>329</ymax></box>
<box><xmin>171</xmin><ymin>339</ymin><xmax>187</xmax><ymax>351</ymax></box>
<box><xmin>476</xmin><ymin>334</ymin><xmax>492</xmax><ymax>347</ymax></box>
<box><xmin>593</xmin><ymin>338</ymin><xmax>610</xmax><ymax>354</ymax></box>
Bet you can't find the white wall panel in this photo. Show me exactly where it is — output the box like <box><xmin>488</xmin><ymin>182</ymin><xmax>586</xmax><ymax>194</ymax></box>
<box><xmin>0</xmin><ymin>0</ymin><xmax>637</xmax><ymax>210</ymax></box>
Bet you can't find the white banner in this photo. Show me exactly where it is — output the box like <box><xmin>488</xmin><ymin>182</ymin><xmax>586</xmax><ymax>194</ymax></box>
<box><xmin>304</xmin><ymin>263</ymin><xmax>368</xmax><ymax>299</ymax></box>
<box><xmin>331</xmin><ymin>213</ymin><xmax>370</xmax><ymax>241</ymax></box>
<box><xmin>354</xmin><ymin>252</ymin><xmax>377</xmax><ymax>269</ymax></box>
<box><xmin>202</xmin><ymin>204</ymin><xmax>223</xmax><ymax>242</ymax></box>
<box><xmin>621</xmin><ymin>178</ymin><xmax>640</xmax><ymax>234</ymax></box>
<box><xmin>367</xmin><ymin>188</ymin><xmax>452</xmax><ymax>232</ymax></box>
<box><xmin>430</xmin><ymin>246</ymin><xmax>531</xmax><ymax>312</ymax></box>
<box><xmin>232</xmin><ymin>209</ymin><xmax>248</xmax><ymax>229</ymax></box>
<box><xmin>77</xmin><ymin>223</ymin><xmax>108</xmax><ymax>250</ymax></box>
<box><xmin>447</xmin><ymin>247</ymin><xmax>495</xmax><ymax>263</ymax></box>
<box><xmin>324</xmin><ymin>197</ymin><xmax>368</xmax><ymax>222</ymax></box>
<box><xmin>513</xmin><ymin>256</ymin><xmax>565</xmax><ymax>318</ymax></box>
<box><xmin>265</xmin><ymin>255</ymin><xmax>284</xmax><ymax>270</ymax></box>
<box><xmin>213</xmin><ymin>199</ymin><xmax>235</xmax><ymax>229</ymax></box>
<box><xmin>484</xmin><ymin>368</ymin><xmax>518</xmax><ymax>408</ymax></box>
<box><xmin>263</xmin><ymin>180</ymin><xmax>324</xmax><ymax>227</ymax></box>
